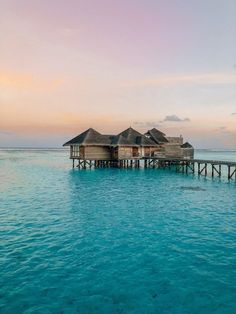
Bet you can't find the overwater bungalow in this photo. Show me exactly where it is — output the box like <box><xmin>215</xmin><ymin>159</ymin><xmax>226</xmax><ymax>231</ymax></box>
<box><xmin>63</xmin><ymin>127</ymin><xmax>194</xmax><ymax>167</ymax></box>
<box><xmin>63</xmin><ymin>127</ymin><xmax>158</xmax><ymax>160</ymax></box>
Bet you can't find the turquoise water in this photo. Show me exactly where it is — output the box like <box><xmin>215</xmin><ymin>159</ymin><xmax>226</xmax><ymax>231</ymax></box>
<box><xmin>0</xmin><ymin>149</ymin><xmax>236</xmax><ymax>314</ymax></box>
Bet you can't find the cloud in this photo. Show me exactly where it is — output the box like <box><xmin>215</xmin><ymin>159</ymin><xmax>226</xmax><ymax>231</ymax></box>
<box><xmin>0</xmin><ymin>130</ymin><xmax>14</xmax><ymax>135</ymax></box>
<box><xmin>0</xmin><ymin>70</ymin><xmax>64</xmax><ymax>91</ymax></box>
<box><xmin>232</xmin><ymin>113</ymin><xmax>236</xmax><ymax>116</ymax></box>
<box><xmin>161</xmin><ymin>115</ymin><xmax>190</xmax><ymax>123</ymax></box>
<box><xmin>124</xmin><ymin>72</ymin><xmax>236</xmax><ymax>88</ymax></box>
<box><xmin>134</xmin><ymin>121</ymin><xmax>160</xmax><ymax>128</ymax></box>
<box><xmin>214</xmin><ymin>126</ymin><xmax>235</xmax><ymax>136</ymax></box>
<box><xmin>215</xmin><ymin>126</ymin><xmax>228</xmax><ymax>133</ymax></box>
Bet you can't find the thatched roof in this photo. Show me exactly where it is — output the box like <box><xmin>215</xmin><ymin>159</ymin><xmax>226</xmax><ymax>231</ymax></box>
<box><xmin>63</xmin><ymin>128</ymin><xmax>112</xmax><ymax>146</ymax></box>
<box><xmin>181</xmin><ymin>142</ymin><xmax>193</xmax><ymax>148</ymax></box>
<box><xmin>63</xmin><ymin>127</ymin><xmax>158</xmax><ymax>147</ymax></box>
<box><xmin>145</xmin><ymin>128</ymin><xmax>168</xmax><ymax>144</ymax></box>
<box><xmin>110</xmin><ymin>134</ymin><xmax>137</xmax><ymax>146</ymax></box>
<box><xmin>117</xmin><ymin>127</ymin><xmax>157</xmax><ymax>146</ymax></box>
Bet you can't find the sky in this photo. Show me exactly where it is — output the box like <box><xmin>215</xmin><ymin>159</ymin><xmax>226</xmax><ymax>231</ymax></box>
<box><xmin>0</xmin><ymin>0</ymin><xmax>236</xmax><ymax>148</ymax></box>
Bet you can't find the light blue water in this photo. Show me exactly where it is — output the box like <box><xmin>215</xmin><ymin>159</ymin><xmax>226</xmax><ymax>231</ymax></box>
<box><xmin>0</xmin><ymin>149</ymin><xmax>236</xmax><ymax>314</ymax></box>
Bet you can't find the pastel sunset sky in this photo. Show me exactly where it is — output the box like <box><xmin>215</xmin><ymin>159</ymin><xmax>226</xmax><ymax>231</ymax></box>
<box><xmin>0</xmin><ymin>0</ymin><xmax>236</xmax><ymax>148</ymax></box>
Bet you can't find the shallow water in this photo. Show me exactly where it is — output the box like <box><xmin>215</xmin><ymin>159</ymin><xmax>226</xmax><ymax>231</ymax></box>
<box><xmin>0</xmin><ymin>149</ymin><xmax>236</xmax><ymax>313</ymax></box>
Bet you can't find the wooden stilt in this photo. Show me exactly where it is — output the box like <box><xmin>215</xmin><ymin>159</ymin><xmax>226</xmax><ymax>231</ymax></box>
<box><xmin>72</xmin><ymin>156</ymin><xmax>236</xmax><ymax>181</ymax></box>
<box><xmin>228</xmin><ymin>166</ymin><xmax>236</xmax><ymax>179</ymax></box>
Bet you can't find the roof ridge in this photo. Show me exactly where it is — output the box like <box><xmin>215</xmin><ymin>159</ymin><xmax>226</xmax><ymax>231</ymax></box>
<box><xmin>181</xmin><ymin>141</ymin><xmax>193</xmax><ymax>148</ymax></box>
<box><xmin>83</xmin><ymin>128</ymin><xmax>92</xmax><ymax>142</ymax></box>
<box><xmin>84</xmin><ymin>128</ymin><xmax>102</xmax><ymax>142</ymax></box>
<box><xmin>118</xmin><ymin>127</ymin><xmax>143</xmax><ymax>137</ymax></box>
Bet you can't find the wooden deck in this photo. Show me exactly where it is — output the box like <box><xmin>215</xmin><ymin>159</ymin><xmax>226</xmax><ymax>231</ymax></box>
<box><xmin>72</xmin><ymin>157</ymin><xmax>236</xmax><ymax>180</ymax></box>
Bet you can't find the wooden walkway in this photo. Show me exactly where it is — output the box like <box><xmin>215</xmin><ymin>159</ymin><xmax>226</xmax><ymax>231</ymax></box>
<box><xmin>143</xmin><ymin>157</ymin><xmax>236</xmax><ymax>180</ymax></box>
<box><xmin>72</xmin><ymin>157</ymin><xmax>236</xmax><ymax>180</ymax></box>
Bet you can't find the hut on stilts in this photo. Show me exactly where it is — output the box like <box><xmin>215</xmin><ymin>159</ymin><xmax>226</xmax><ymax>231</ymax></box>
<box><xmin>63</xmin><ymin>127</ymin><xmax>194</xmax><ymax>168</ymax></box>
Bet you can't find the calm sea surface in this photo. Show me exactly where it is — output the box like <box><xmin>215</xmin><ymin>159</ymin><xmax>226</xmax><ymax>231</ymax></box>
<box><xmin>0</xmin><ymin>149</ymin><xmax>236</xmax><ymax>313</ymax></box>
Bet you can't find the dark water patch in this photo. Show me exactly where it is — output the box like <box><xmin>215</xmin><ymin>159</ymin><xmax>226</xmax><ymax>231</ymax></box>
<box><xmin>179</xmin><ymin>186</ymin><xmax>207</xmax><ymax>191</ymax></box>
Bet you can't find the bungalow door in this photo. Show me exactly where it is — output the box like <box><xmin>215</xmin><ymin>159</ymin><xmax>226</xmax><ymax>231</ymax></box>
<box><xmin>80</xmin><ymin>146</ymin><xmax>85</xmax><ymax>159</ymax></box>
<box><xmin>132</xmin><ymin>147</ymin><xmax>139</xmax><ymax>157</ymax></box>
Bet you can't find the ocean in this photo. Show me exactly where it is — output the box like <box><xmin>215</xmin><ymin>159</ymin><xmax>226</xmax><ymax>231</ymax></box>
<box><xmin>0</xmin><ymin>149</ymin><xmax>236</xmax><ymax>313</ymax></box>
